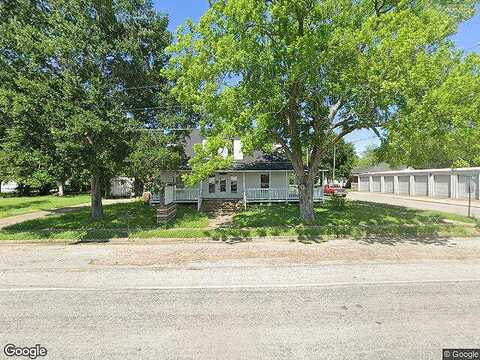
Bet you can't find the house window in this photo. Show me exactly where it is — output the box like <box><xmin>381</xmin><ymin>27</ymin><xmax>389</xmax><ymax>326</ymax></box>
<box><xmin>261</xmin><ymin>174</ymin><xmax>270</xmax><ymax>189</ymax></box>
<box><xmin>230</xmin><ymin>176</ymin><xmax>238</xmax><ymax>193</ymax></box>
<box><xmin>220</xmin><ymin>177</ymin><xmax>227</xmax><ymax>192</ymax></box>
<box><xmin>208</xmin><ymin>177</ymin><xmax>215</xmax><ymax>193</ymax></box>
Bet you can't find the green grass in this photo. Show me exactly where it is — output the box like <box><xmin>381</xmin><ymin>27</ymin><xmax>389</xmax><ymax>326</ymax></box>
<box><xmin>0</xmin><ymin>193</ymin><xmax>91</xmax><ymax>219</ymax></box>
<box><xmin>0</xmin><ymin>201</ymin><xmax>208</xmax><ymax>241</ymax></box>
<box><xmin>0</xmin><ymin>199</ymin><xmax>478</xmax><ymax>242</ymax></box>
<box><xmin>232</xmin><ymin>200</ymin><xmax>479</xmax><ymax>228</ymax></box>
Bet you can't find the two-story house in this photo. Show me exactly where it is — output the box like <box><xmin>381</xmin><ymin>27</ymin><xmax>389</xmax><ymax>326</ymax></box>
<box><xmin>152</xmin><ymin>130</ymin><xmax>326</xmax><ymax>209</ymax></box>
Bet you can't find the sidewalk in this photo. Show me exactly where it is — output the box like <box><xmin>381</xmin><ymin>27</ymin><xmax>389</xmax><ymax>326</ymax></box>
<box><xmin>350</xmin><ymin>192</ymin><xmax>480</xmax><ymax>218</ymax></box>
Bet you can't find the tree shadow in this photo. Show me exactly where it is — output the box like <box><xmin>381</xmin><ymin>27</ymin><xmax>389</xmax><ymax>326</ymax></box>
<box><xmin>0</xmin><ymin>200</ymin><xmax>46</xmax><ymax>214</ymax></box>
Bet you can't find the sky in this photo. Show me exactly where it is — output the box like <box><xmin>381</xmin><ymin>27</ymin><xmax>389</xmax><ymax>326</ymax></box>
<box><xmin>154</xmin><ymin>1</ymin><xmax>480</xmax><ymax>155</ymax></box>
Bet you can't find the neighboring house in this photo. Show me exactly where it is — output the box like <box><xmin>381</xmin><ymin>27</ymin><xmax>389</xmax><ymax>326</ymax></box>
<box><xmin>152</xmin><ymin>130</ymin><xmax>326</xmax><ymax>209</ymax></box>
<box><xmin>110</xmin><ymin>177</ymin><xmax>135</xmax><ymax>198</ymax></box>
<box><xmin>0</xmin><ymin>181</ymin><xmax>18</xmax><ymax>194</ymax></box>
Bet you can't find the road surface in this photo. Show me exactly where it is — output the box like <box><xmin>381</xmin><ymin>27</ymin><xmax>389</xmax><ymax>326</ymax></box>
<box><xmin>1</xmin><ymin>240</ymin><xmax>479</xmax><ymax>360</ymax></box>
<box><xmin>350</xmin><ymin>191</ymin><xmax>480</xmax><ymax>218</ymax></box>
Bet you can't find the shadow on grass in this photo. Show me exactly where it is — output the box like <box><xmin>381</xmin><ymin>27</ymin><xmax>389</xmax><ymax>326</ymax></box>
<box><xmin>0</xmin><ymin>194</ymin><xmax>91</xmax><ymax>218</ymax></box>
<box><xmin>233</xmin><ymin>200</ymin><xmax>472</xmax><ymax>228</ymax></box>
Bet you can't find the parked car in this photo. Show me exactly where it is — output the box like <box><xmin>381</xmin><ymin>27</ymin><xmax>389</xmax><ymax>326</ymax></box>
<box><xmin>323</xmin><ymin>184</ymin><xmax>347</xmax><ymax>197</ymax></box>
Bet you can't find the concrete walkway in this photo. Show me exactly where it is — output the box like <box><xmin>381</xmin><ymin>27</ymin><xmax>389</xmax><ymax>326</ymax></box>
<box><xmin>350</xmin><ymin>192</ymin><xmax>480</xmax><ymax>218</ymax></box>
<box><xmin>0</xmin><ymin>198</ymin><xmax>136</xmax><ymax>230</ymax></box>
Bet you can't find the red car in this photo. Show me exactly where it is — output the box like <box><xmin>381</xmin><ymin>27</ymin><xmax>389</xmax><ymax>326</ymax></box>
<box><xmin>323</xmin><ymin>184</ymin><xmax>347</xmax><ymax>197</ymax></box>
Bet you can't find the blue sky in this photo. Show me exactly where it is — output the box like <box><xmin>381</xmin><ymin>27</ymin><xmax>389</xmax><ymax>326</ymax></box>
<box><xmin>154</xmin><ymin>1</ymin><xmax>479</xmax><ymax>155</ymax></box>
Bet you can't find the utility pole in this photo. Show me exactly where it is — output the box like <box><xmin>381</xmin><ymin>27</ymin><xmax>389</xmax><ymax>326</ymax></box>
<box><xmin>468</xmin><ymin>176</ymin><xmax>474</xmax><ymax>218</ymax></box>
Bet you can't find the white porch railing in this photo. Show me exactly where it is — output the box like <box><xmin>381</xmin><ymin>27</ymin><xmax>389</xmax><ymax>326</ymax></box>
<box><xmin>245</xmin><ymin>187</ymin><xmax>324</xmax><ymax>202</ymax></box>
<box><xmin>165</xmin><ymin>185</ymin><xmax>174</xmax><ymax>205</ymax></box>
<box><xmin>151</xmin><ymin>187</ymin><xmax>199</xmax><ymax>205</ymax></box>
<box><xmin>174</xmin><ymin>188</ymin><xmax>200</xmax><ymax>202</ymax></box>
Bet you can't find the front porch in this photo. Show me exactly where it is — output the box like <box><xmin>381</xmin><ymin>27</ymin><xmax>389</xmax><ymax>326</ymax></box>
<box><xmin>150</xmin><ymin>170</ymin><xmax>325</xmax><ymax>209</ymax></box>
<box><xmin>152</xmin><ymin>185</ymin><xmax>324</xmax><ymax>207</ymax></box>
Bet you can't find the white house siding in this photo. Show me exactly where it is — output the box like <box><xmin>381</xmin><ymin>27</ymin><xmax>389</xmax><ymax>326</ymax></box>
<box><xmin>414</xmin><ymin>175</ymin><xmax>428</xmax><ymax>196</ymax></box>
<box><xmin>434</xmin><ymin>175</ymin><xmax>451</xmax><ymax>198</ymax></box>
<box><xmin>110</xmin><ymin>177</ymin><xmax>134</xmax><ymax>197</ymax></box>
<box><xmin>201</xmin><ymin>172</ymin><xmax>244</xmax><ymax>200</ymax></box>
<box><xmin>271</xmin><ymin>171</ymin><xmax>289</xmax><ymax>188</ymax></box>
<box><xmin>371</xmin><ymin>176</ymin><xmax>381</xmax><ymax>192</ymax></box>
<box><xmin>384</xmin><ymin>176</ymin><xmax>394</xmax><ymax>193</ymax></box>
<box><xmin>1</xmin><ymin>181</ymin><xmax>18</xmax><ymax>193</ymax></box>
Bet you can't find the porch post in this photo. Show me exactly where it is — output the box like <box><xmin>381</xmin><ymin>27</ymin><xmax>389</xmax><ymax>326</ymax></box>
<box><xmin>242</xmin><ymin>172</ymin><xmax>246</xmax><ymax>209</ymax></box>
<box><xmin>285</xmin><ymin>171</ymin><xmax>289</xmax><ymax>204</ymax></box>
<box><xmin>197</xmin><ymin>180</ymin><xmax>203</xmax><ymax>211</ymax></box>
<box><xmin>269</xmin><ymin>170</ymin><xmax>272</xmax><ymax>202</ymax></box>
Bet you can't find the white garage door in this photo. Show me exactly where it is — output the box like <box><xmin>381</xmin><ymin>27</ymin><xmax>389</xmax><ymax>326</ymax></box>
<box><xmin>434</xmin><ymin>175</ymin><xmax>450</xmax><ymax>198</ymax></box>
<box><xmin>414</xmin><ymin>175</ymin><xmax>428</xmax><ymax>196</ymax></box>
<box><xmin>372</xmin><ymin>176</ymin><xmax>381</xmax><ymax>192</ymax></box>
<box><xmin>398</xmin><ymin>176</ymin><xmax>410</xmax><ymax>195</ymax></box>
<box><xmin>359</xmin><ymin>177</ymin><xmax>370</xmax><ymax>192</ymax></box>
<box><xmin>384</xmin><ymin>176</ymin><xmax>394</xmax><ymax>193</ymax></box>
<box><xmin>458</xmin><ymin>175</ymin><xmax>478</xmax><ymax>199</ymax></box>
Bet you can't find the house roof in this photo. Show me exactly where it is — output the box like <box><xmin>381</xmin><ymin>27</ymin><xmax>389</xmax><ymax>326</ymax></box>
<box><xmin>181</xmin><ymin>129</ymin><xmax>327</xmax><ymax>172</ymax></box>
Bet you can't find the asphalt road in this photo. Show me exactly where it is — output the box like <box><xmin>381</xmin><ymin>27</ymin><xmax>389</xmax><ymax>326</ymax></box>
<box><xmin>1</xmin><ymin>241</ymin><xmax>480</xmax><ymax>360</ymax></box>
<box><xmin>349</xmin><ymin>192</ymin><xmax>480</xmax><ymax>218</ymax></box>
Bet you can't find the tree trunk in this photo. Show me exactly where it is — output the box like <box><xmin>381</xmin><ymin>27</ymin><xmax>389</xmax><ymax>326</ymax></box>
<box><xmin>56</xmin><ymin>181</ymin><xmax>65</xmax><ymax>197</ymax></box>
<box><xmin>91</xmin><ymin>174</ymin><xmax>103</xmax><ymax>219</ymax></box>
<box><xmin>298</xmin><ymin>181</ymin><xmax>315</xmax><ymax>223</ymax></box>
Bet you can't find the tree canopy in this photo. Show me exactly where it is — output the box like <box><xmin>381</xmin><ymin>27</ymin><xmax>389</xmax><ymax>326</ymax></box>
<box><xmin>165</xmin><ymin>0</ymin><xmax>478</xmax><ymax>222</ymax></box>
<box><xmin>0</xmin><ymin>0</ymin><xmax>176</xmax><ymax>217</ymax></box>
<box><xmin>379</xmin><ymin>54</ymin><xmax>480</xmax><ymax>169</ymax></box>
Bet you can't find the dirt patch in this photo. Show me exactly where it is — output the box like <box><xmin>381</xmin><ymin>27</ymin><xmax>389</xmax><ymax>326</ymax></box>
<box><xmin>87</xmin><ymin>239</ymin><xmax>480</xmax><ymax>267</ymax></box>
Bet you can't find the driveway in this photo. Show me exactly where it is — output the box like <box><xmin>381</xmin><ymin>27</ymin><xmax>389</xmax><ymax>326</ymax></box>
<box><xmin>0</xmin><ymin>198</ymin><xmax>135</xmax><ymax>230</ymax></box>
<box><xmin>1</xmin><ymin>240</ymin><xmax>480</xmax><ymax>359</ymax></box>
<box><xmin>350</xmin><ymin>191</ymin><xmax>480</xmax><ymax>219</ymax></box>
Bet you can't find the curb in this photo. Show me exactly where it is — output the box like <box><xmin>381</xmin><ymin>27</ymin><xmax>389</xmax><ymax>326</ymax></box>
<box><xmin>1</xmin><ymin>234</ymin><xmax>479</xmax><ymax>246</ymax></box>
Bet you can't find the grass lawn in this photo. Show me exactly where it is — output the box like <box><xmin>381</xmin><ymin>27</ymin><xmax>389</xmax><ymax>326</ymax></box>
<box><xmin>0</xmin><ymin>201</ymin><xmax>209</xmax><ymax>241</ymax></box>
<box><xmin>0</xmin><ymin>193</ymin><xmax>91</xmax><ymax>219</ymax></box>
<box><xmin>0</xmin><ymin>199</ymin><xmax>478</xmax><ymax>241</ymax></box>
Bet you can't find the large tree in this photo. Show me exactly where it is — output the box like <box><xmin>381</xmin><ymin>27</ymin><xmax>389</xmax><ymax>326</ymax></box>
<box><xmin>378</xmin><ymin>54</ymin><xmax>480</xmax><ymax>169</ymax></box>
<box><xmin>165</xmin><ymin>0</ymin><xmax>477</xmax><ymax>222</ymax></box>
<box><xmin>0</xmin><ymin>0</ymin><xmax>172</xmax><ymax>218</ymax></box>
